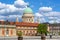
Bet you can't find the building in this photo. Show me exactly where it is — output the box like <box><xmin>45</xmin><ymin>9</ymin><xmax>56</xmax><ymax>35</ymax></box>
<box><xmin>0</xmin><ymin>7</ymin><xmax>39</xmax><ymax>36</ymax></box>
<box><xmin>22</xmin><ymin>7</ymin><xmax>34</xmax><ymax>23</ymax></box>
<box><xmin>0</xmin><ymin>7</ymin><xmax>52</xmax><ymax>36</ymax></box>
<box><xmin>0</xmin><ymin>7</ymin><xmax>55</xmax><ymax>36</ymax></box>
<box><xmin>0</xmin><ymin>21</ymin><xmax>16</xmax><ymax>36</ymax></box>
<box><xmin>16</xmin><ymin>7</ymin><xmax>39</xmax><ymax>36</ymax></box>
<box><xmin>16</xmin><ymin>22</ymin><xmax>38</xmax><ymax>36</ymax></box>
<box><xmin>49</xmin><ymin>23</ymin><xmax>60</xmax><ymax>35</ymax></box>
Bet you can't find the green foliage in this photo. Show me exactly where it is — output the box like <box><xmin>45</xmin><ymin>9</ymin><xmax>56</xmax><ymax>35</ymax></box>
<box><xmin>58</xmin><ymin>32</ymin><xmax>60</xmax><ymax>35</ymax></box>
<box><xmin>17</xmin><ymin>31</ymin><xmax>22</xmax><ymax>37</ymax></box>
<box><xmin>37</xmin><ymin>24</ymin><xmax>48</xmax><ymax>34</ymax></box>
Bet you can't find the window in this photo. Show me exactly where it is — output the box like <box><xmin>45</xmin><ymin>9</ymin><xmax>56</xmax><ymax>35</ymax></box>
<box><xmin>23</xmin><ymin>31</ymin><xmax>25</xmax><ymax>32</ymax></box>
<box><xmin>11</xmin><ymin>30</ymin><xmax>13</xmax><ymax>35</ymax></box>
<box><xmin>30</xmin><ymin>31</ymin><xmax>32</xmax><ymax>33</ymax></box>
<box><xmin>27</xmin><ymin>19</ymin><xmax>28</xmax><ymax>22</ymax></box>
<box><xmin>27</xmin><ymin>31</ymin><xmax>28</xmax><ymax>33</ymax></box>
<box><xmin>2</xmin><ymin>29</ymin><xmax>4</xmax><ymax>35</ymax></box>
<box><xmin>30</xmin><ymin>19</ymin><xmax>33</xmax><ymax>22</ymax></box>
<box><xmin>6</xmin><ymin>29</ymin><xmax>9</xmax><ymax>35</ymax></box>
<box><xmin>5</xmin><ymin>28</ymin><xmax>9</xmax><ymax>36</ymax></box>
<box><xmin>32</xmin><ymin>19</ymin><xmax>33</xmax><ymax>21</ymax></box>
<box><xmin>29</xmin><ymin>19</ymin><xmax>30</xmax><ymax>21</ymax></box>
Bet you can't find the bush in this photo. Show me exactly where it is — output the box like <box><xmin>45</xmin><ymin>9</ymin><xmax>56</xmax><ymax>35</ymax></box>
<box><xmin>17</xmin><ymin>31</ymin><xmax>22</xmax><ymax>37</ymax></box>
<box><xmin>58</xmin><ymin>32</ymin><xmax>60</xmax><ymax>35</ymax></box>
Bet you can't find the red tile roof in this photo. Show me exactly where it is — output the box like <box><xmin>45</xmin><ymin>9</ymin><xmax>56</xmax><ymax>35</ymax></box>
<box><xmin>0</xmin><ymin>21</ymin><xmax>15</xmax><ymax>25</ymax></box>
<box><xmin>16</xmin><ymin>22</ymin><xmax>39</xmax><ymax>27</ymax></box>
<box><xmin>0</xmin><ymin>21</ymin><xmax>39</xmax><ymax>27</ymax></box>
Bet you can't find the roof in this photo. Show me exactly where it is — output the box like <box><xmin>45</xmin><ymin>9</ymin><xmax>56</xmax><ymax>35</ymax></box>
<box><xmin>16</xmin><ymin>22</ymin><xmax>39</xmax><ymax>27</ymax></box>
<box><xmin>0</xmin><ymin>21</ymin><xmax>15</xmax><ymax>25</ymax></box>
<box><xmin>0</xmin><ymin>21</ymin><xmax>39</xmax><ymax>27</ymax></box>
<box><xmin>24</xmin><ymin>7</ymin><xmax>33</xmax><ymax>13</ymax></box>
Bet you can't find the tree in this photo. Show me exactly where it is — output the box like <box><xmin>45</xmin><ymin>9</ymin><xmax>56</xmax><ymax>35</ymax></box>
<box><xmin>37</xmin><ymin>24</ymin><xmax>48</xmax><ymax>40</ymax></box>
<box><xmin>17</xmin><ymin>31</ymin><xmax>23</xmax><ymax>40</ymax></box>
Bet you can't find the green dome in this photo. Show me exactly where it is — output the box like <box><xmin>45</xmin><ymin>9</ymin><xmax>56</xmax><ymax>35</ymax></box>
<box><xmin>24</xmin><ymin>7</ymin><xmax>33</xmax><ymax>13</ymax></box>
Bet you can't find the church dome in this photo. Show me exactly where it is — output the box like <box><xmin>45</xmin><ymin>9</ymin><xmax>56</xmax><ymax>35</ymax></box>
<box><xmin>24</xmin><ymin>7</ymin><xmax>33</xmax><ymax>13</ymax></box>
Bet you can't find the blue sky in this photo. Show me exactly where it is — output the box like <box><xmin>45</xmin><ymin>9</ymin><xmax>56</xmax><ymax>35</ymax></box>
<box><xmin>0</xmin><ymin>0</ymin><xmax>60</xmax><ymax>23</ymax></box>
<box><xmin>25</xmin><ymin>0</ymin><xmax>60</xmax><ymax>12</ymax></box>
<box><xmin>0</xmin><ymin>0</ymin><xmax>60</xmax><ymax>12</ymax></box>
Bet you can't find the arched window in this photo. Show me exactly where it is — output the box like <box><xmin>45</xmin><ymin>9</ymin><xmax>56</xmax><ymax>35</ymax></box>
<box><xmin>2</xmin><ymin>29</ymin><xmax>4</xmax><ymax>35</ymax></box>
<box><xmin>5</xmin><ymin>28</ymin><xmax>9</xmax><ymax>36</ymax></box>
<box><xmin>11</xmin><ymin>30</ymin><xmax>13</xmax><ymax>35</ymax></box>
<box><xmin>6</xmin><ymin>29</ymin><xmax>9</xmax><ymax>35</ymax></box>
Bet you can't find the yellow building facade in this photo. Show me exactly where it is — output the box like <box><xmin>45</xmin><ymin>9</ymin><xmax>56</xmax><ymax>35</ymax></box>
<box><xmin>16</xmin><ymin>22</ymin><xmax>38</xmax><ymax>36</ymax></box>
<box><xmin>0</xmin><ymin>25</ymin><xmax>16</xmax><ymax>36</ymax></box>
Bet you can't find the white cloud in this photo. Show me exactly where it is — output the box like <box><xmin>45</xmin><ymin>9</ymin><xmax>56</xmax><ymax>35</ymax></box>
<box><xmin>34</xmin><ymin>13</ymin><xmax>46</xmax><ymax>23</ymax></box>
<box><xmin>49</xmin><ymin>20</ymin><xmax>60</xmax><ymax>23</ymax></box>
<box><xmin>0</xmin><ymin>3</ymin><xmax>14</xmax><ymax>14</ymax></box>
<box><xmin>8</xmin><ymin>15</ymin><xmax>22</xmax><ymax>22</ymax></box>
<box><xmin>0</xmin><ymin>19</ymin><xmax>4</xmax><ymax>21</ymax></box>
<box><xmin>0</xmin><ymin>15</ymin><xmax>6</xmax><ymax>21</ymax></box>
<box><xmin>0</xmin><ymin>0</ymin><xmax>28</xmax><ymax>14</ymax></box>
<box><xmin>49</xmin><ymin>20</ymin><xmax>54</xmax><ymax>23</ymax></box>
<box><xmin>56</xmin><ymin>21</ymin><xmax>60</xmax><ymax>23</ymax></box>
<box><xmin>0</xmin><ymin>2</ymin><xmax>6</xmax><ymax>9</ymax></box>
<box><xmin>0</xmin><ymin>9</ymin><xmax>6</xmax><ymax>14</ymax></box>
<box><xmin>0</xmin><ymin>0</ymin><xmax>28</xmax><ymax>22</ymax></box>
<box><xmin>45</xmin><ymin>12</ymin><xmax>60</xmax><ymax>17</ymax></box>
<box><xmin>8</xmin><ymin>15</ymin><xmax>22</xmax><ymax>18</ymax></box>
<box><xmin>0</xmin><ymin>0</ymin><xmax>27</xmax><ymax>14</ymax></box>
<box><xmin>48</xmin><ymin>16</ymin><xmax>58</xmax><ymax>20</ymax></box>
<box><xmin>34</xmin><ymin>13</ymin><xmax>43</xmax><ymax>17</ymax></box>
<box><xmin>39</xmin><ymin>7</ymin><xmax>52</xmax><ymax>12</ymax></box>
<box><xmin>38</xmin><ymin>7</ymin><xmax>60</xmax><ymax>23</ymax></box>
<box><xmin>57</xmin><ymin>19</ymin><xmax>60</xmax><ymax>21</ymax></box>
<box><xmin>6</xmin><ymin>5</ymin><xmax>18</xmax><ymax>12</ymax></box>
<box><xmin>40</xmin><ymin>18</ymin><xmax>46</xmax><ymax>23</ymax></box>
<box><xmin>14</xmin><ymin>0</ymin><xmax>29</xmax><ymax>8</ymax></box>
<box><xmin>0</xmin><ymin>16</ymin><xmax>5</xmax><ymax>18</ymax></box>
<box><xmin>48</xmin><ymin>17</ymin><xmax>54</xmax><ymax>19</ymax></box>
<box><xmin>0</xmin><ymin>0</ymin><xmax>60</xmax><ymax>23</ymax></box>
